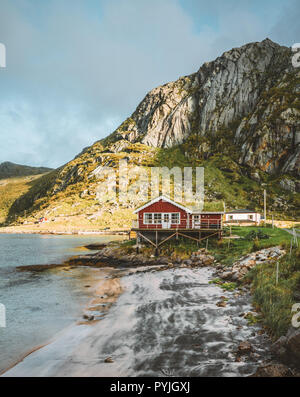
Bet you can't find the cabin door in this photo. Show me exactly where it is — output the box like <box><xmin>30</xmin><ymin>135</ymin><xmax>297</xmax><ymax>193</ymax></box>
<box><xmin>193</xmin><ymin>215</ymin><xmax>201</xmax><ymax>229</ymax></box>
<box><xmin>162</xmin><ymin>213</ymin><xmax>171</xmax><ymax>229</ymax></box>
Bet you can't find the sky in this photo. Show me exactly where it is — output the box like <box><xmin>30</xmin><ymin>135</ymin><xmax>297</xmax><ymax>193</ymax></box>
<box><xmin>0</xmin><ymin>0</ymin><xmax>299</xmax><ymax>168</ymax></box>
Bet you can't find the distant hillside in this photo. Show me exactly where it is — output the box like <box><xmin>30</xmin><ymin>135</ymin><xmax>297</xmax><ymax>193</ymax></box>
<box><xmin>0</xmin><ymin>162</ymin><xmax>52</xmax><ymax>179</ymax></box>
<box><xmin>0</xmin><ymin>174</ymin><xmax>50</xmax><ymax>224</ymax></box>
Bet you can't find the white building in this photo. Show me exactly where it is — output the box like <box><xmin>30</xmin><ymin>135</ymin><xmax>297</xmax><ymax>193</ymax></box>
<box><xmin>225</xmin><ymin>209</ymin><xmax>261</xmax><ymax>224</ymax></box>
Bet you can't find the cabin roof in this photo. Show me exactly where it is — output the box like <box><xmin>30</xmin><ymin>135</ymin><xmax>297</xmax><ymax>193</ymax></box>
<box><xmin>193</xmin><ymin>212</ymin><xmax>224</xmax><ymax>215</ymax></box>
<box><xmin>133</xmin><ymin>195</ymin><xmax>193</xmax><ymax>214</ymax></box>
<box><xmin>226</xmin><ymin>209</ymin><xmax>258</xmax><ymax>214</ymax></box>
<box><xmin>134</xmin><ymin>195</ymin><xmax>225</xmax><ymax>215</ymax></box>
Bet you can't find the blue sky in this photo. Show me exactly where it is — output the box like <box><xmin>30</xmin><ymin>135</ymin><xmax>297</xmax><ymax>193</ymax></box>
<box><xmin>0</xmin><ymin>0</ymin><xmax>299</xmax><ymax>168</ymax></box>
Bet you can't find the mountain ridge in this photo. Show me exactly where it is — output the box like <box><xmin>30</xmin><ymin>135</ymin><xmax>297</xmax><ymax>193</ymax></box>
<box><xmin>3</xmin><ymin>38</ymin><xmax>300</xmax><ymax>226</ymax></box>
<box><xmin>0</xmin><ymin>161</ymin><xmax>53</xmax><ymax>180</ymax></box>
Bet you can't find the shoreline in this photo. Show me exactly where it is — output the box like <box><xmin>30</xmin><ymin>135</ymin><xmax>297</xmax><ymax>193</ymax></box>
<box><xmin>0</xmin><ymin>235</ymin><xmax>126</xmax><ymax>376</ymax></box>
<box><xmin>0</xmin><ymin>227</ymin><xmax>129</xmax><ymax>236</ymax></box>
<box><xmin>2</xmin><ymin>239</ymin><xmax>300</xmax><ymax>377</ymax></box>
<box><xmin>1</xmin><ymin>264</ymin><xmax>123</xmax><ymax>376</ymax></box>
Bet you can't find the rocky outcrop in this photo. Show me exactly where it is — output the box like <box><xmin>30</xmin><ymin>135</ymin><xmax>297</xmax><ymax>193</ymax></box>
<box><xmin>217</xmin><ymin>246</ymin><xmax>285</xmax><ymax>281</ymax></box>
<box><xmin>67</xmin><ymin>245</ymin><xmax>215</xmax><ymax>269</ymax></box>
<box><xmin>251</xmin><ymin>363</ymin><xmax>296</xmax><ymax>377</ymax></box>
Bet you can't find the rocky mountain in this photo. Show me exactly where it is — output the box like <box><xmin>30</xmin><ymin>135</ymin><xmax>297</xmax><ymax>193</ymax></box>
<box><xmin>5</xmin><ymin>39</ymin><xmax>300</xmax><ymax>226</ymax></box>
<box><xmin>109</xmin><ymin>38</ymin><xmax>299</xmax><ymax>179</ymax></box>
<box><xmin>0</xmin><ymin>161</ymin><xmax>52</xmax><ymax>180</ymax></box>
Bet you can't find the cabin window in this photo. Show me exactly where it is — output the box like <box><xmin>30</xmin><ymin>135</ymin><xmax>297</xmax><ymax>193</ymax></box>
<box><xmin>229</xmin><ymin>215</ymin><xmax>233</xmax><ymax>220</ymax></box>
<box><xmin>154</xmin><ymin>213</ymin><xmax>162</xmax><ymax>224</ymax></box>
<box><xmin>194</xmin><ymin>215</ymin><xmax>200</xmax><ymax>222</ymax></box>
<box><xmin>171</xmin><ymin>213</ymin><xmax>180</xmax><ymax>224</ymax></box>
<box><xmin>249</xmin><ymin>215</ymin><xmax>253</xmax><ymax>220</ymax></box>
<box><xmin>144</xmin><ymin>213</ymin><xmax>153</xmax><ymax>224</ymax></box>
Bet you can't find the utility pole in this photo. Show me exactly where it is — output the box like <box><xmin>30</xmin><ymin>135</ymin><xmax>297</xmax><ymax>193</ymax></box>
<box><xmin>264</xmin><ymin>189</ymin><xmax>267</xmax><ymax>227</ymax></box>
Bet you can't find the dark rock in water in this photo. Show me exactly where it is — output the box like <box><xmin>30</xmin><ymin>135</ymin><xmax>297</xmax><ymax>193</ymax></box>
<box><xmin>221</xmin><ymin>271</ymin><xmax>233</xmax><ymax>280</ymax></box>
<box><xmin>83</xmin><ymin>314</ymin><xmax>94</xmax><ymax>321</ymax></box>
<box><xmin>84</xmin><ymin>243</ymin><xmax>107</xmax><ymax>250</ymax></box>
<box><xmin>237</xmin><ymin>341</ymin><xmax>253</xmax><ymax>355</ymax></box>
<box><xmin>251</xmin><ymin>363</ymin><xmax>294</xmax><ymax>377</ymax></box>
<box><xmin>104</xmin><ymin>357</ymin><xmax>114</xmax><ymax>363</ymax></box>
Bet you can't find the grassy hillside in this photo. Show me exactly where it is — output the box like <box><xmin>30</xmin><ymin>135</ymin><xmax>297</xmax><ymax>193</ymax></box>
<box><xmin>0</xmin><ymin>174</ymin><xmax>47</xmax><ymax>224</ymax></box>
<box><xmin>2</xmin><ymin>141</ymin><xmax>299</xmax><ymax>229</ymax></box>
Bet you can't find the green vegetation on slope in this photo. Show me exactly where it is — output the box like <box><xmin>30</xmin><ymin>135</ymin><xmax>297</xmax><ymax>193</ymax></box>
<box><xmin>154</xmin><ymin>144</ymin><xmax>300</xmax><ymax>217</ymax></box>
<box><xmin>245</xmin><ymin>245</ymin><xmax>300</xmax><ymax>338</ymax></box>
<box><xmin>208</xmin><ymin>226</ymin><xmax>291</xmax><ymax>265</ymax></box>
<box><xmin>2</xmin><ymin>136</ymin><xmax>300</xmax><ymax>227</ymax></box>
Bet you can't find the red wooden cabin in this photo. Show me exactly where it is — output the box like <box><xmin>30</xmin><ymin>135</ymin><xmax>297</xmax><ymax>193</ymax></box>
<box><xmin>133</xmin><ymin>195</ymin><xmax>223</xmax><ymax>230</ymax></box>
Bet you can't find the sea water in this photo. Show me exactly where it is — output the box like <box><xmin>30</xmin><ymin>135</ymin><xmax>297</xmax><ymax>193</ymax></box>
<box><xmin>0</xmin><ymin>233</ymin><xmax>123</xmax><ymax>372</ymax></box>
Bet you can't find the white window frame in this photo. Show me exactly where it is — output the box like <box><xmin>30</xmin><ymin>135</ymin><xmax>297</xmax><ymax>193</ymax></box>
<box><xmin>144</xmin><ymin>213</ymin><xmax>153</xmax><ymax>224</ymax></box>
<box><xmin>143</xmin><ymin>212</ymin><xmax>180</xmax><ymax>225</ymax></box>
<box><xmin>171</xmin><ymin>212</ymin><xmax>180</xmax><ymax>225</ymax></box>
<box><xmin>153</xmin><ymin>213</ymin><xmax>162</xmax><ymax>224</ymax></box>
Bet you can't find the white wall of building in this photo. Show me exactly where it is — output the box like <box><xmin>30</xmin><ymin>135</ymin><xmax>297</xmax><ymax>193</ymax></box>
<box><xmin>225</xmin><ymin>212</ymin><xmax>261</xmax><ymax>222</ymax></box>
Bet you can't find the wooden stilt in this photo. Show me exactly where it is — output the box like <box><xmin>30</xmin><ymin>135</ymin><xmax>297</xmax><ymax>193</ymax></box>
<box><xmin>158</xmin><ymin>232</ymin><xmax>177</xmax><ymax>247</ymax></box>
<box><xmin>136</xmin><ymin>232</ymin><xmax>140</xmax><ymax>254</ymax></box>
<box><xmin>139</xmin><ymin>232</ymin><xmax>156</xmax><ymax>247</ymax></box>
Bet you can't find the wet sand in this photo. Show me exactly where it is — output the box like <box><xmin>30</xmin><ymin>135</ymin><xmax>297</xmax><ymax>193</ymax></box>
<box><xmin>1</xmin><ymin>267</ymin><xmax>123</xmax><ymax>376</ymax></box>
<box><xmin>2</xmin><ymin>266</ymin><xmax>273</xmax><ymax>377</ymax></box>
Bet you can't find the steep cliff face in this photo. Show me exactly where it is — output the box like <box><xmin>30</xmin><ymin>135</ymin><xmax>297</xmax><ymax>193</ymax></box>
<box><xmin>110</xmin><ymin>38</ymin><xmax>299</xmax><ymax>178</ymax></box>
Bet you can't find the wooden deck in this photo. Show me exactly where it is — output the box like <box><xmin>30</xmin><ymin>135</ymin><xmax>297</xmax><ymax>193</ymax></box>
<box><xmin>131</xmin><ymin>227</ymin><xmax>223</xmax><ymax>255</ymax></box>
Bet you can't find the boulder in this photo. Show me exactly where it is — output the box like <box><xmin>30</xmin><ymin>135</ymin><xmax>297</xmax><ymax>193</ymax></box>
<box><xmin>271</xmin><ymin>336</ymin><xmax>288</xmax><ymax>359</ymax></box>
<box><xmin>221</xmin><ymin>271</ymin><xmax>233</xmax><ymax>280</ymax></box>
<box><xmin>237</xmin><ymin>341</ymin><xmax>253</xmax><ymax>355</ymax></box>
<box><xmin>286</xmin><ymin>327</ymin><xmax>300</xmax><ymax>360</ymax></box>
<box><xmin>251</xmin><ymin>363</ymin><xmax>294</xmax><ymax>377</ymax></box>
